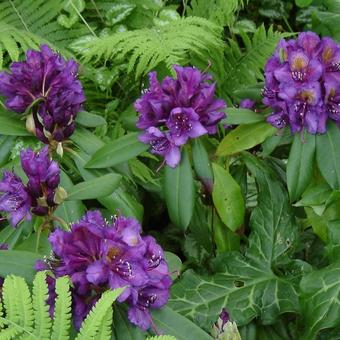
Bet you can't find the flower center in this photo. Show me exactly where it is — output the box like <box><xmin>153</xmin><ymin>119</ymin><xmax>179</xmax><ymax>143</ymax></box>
<box><xmin>150</xmin><ymin>137</ymin><xmax>169</xmax><ymax>152</ymax></box>
<box><xmin>322</xmin><ymin>47</ymin><xmax>334</xmax><ymax>63</ymax></box>
<box><xmin>114</xmin><ymin>259</ymin><xmax>132</xmax><ymax>278</ymax></box>
<box><xmin>173</xmin><ymin>113</ymin><xmax>192</xmax><ymax>136</ymax></box>
<box><xmin>147</xmin><ymin>251</ymin><xmax>162</xmax><ymax>269</ymax></box>
<box><xmin>137</xmin><ymin>292</ymin><xmax>157</xmax><ymax>310</ymax></box>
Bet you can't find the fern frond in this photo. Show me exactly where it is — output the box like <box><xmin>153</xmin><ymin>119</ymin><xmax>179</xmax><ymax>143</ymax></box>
<box><xmin>96</xmin><ymin>308</ymin><xmax>113</xmax><ymax>340</ymax></box>
<box><xmin>2</xmin><ymin>276</ymin><xmax>21</xmax><ymax>327</ymax></box>
<box><xmin>187</xmin><ymin>0</ymin><xmax>246</xmax><ymax>27</ymax></box>
<box><xmin>0</xmin><ymin>274</ymin><xmax>128</xmax><ymax>340</ymax></box>
<box><xmin>75</xmin><ymin>17</ymin><xmax>223</xmax><ymax>78</ymax></box>
<box><xmin>0</xmin><ymin>0</ymin><xmax>88</xmax><ymax>64</ymax></box>
<box><xmin>51</xmin><ymin>275</ymin><xmax>72</xmax><ymax>340</ymax></box>
<box><xmin>32</xmin><ymin>271</ymin><xmax>51</xmax><ymax>339</ymax></box>
<box><xmin>219</xmin><ymin>25</ymin><xmax>291</xmax><ymax>97</ymax></box>
<box><xmin>0</xmin><ymin>275</ymin><xmax>35</xmax><ymax>339</ymax></box>
<box><xmin>75</xmin><ymin>287</ymin><xmax>125</xmax><ymax>340</ymax></box>
<box><xmin>12</xmin><ymin>275</ymin><xmax>34</xmax><ymax>332</ymax></box>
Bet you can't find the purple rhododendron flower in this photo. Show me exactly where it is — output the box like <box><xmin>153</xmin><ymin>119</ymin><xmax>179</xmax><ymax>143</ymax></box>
<box><xmin>263</xmin><ymin>32</ymin><xmax>340</xmax><ymax>134</ymax></box>
<box><xmin>21</xmin><ymin>146</ymin><xmax>60</xmax><ymax>215</ymax></box>
<box><xmin>46</xmin><ymin>210</ymin><xmax>172</xmax><ymax>330</ymax></box>
<box><xmin>239</xmin><ymin>99</ymin><xmax>255</xmax><ymax>110</ymax></box>
<box><xmin>0</xmin><ymin>147</ymin><xmax>61</xmax><ymax>227</ymax></box>
<box><xmin>0</xmin><ymin>44</ymin><xmax>85</xmax><ymax>143</ymax></box>
<box><xmin>135</xmin><ymin>65</ymin><xmax>226</xmax><ymax>167</ymax></box>
<box><xmin>0</xmin><ymin>171</ymin><xmax>31</xmax><ymax>227</ymax></box>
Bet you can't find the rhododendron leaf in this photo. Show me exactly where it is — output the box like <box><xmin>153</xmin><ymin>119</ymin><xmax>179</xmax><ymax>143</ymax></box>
<box><xmin>222</xmin><ymin>107</ymin><xmax>264</xmax><ymax>125</ymax></box>
<box><xmin>287</xmin><ymin>132</ymin><xmax>315</xmax><ymax>202</ymax></box>
<box><xmin>163</xmin><ymin>148</ymin><xmax>195</xmax><ymax>230</ymax></box>
<box><xmin>216</xmin><ymin>122</ymin><xmax>276</xmax><ymax>156</ymax></box>
<box><xmin>192</xmin><ymin>138</ymin><xmax>213</xmax><ymax>191</ymax></box>
<box><xmin>74</xmin><ymin>152</ymin><xmax>144</xmax><ymax>221</ymax></box>
<box><xmin>0</xmin><ymin>250</ymin><xmax>41</xmax><ymax>283</ymax></box>
<box><xmin>85</xmin><ymin>133</ymin><xmax>149</xmax><ymax>168</ymax></box>
<box><xmin>0</xmin><ymin>110</ymin><xmax>30</xmax><ymax>136</ymax></box>
<box><xmin>151</xmin><ymin>306</ymin><xmax>212</xmax><ymax>340</ymax></box>
<box><xmin>212</xmin><ymin>163</ymin><xmax>244</xmax><ymax>232</ymax></box>
<box><xmin>54</xmin><ymin>171</ymin><xmax>85</xmax><ymax>224</ymax></box>
<box><xmin>67</xmin><ymin>173</ymin><xmax>122</xmax><ymax>201</ymax></box>
<box><xmin>76</xmin><ymin>111</ymin><xmax>106</xmax><ymax>127</ymax></box>
<box><xmin>316</xmin><ymin>122</ymin><xmax>340</xmax><ymax>189</ymax></box>
<box><xmin>170</xmin><ymin>155</ymin><xmax>298</xmax><ymax>328</ymax></box>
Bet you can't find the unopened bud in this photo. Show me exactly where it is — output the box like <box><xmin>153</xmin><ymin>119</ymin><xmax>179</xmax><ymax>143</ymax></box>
<box><xmin>56</xmin><ymin>142</ymin><xmax>63</xmax><ymax>157</ymax></box>
<box><xmin>54</xmin><ymin>186</ymin><xmax>68</xmax><ymax>204</ymax></box>
<box><xmin>25</xmin><ymin>113</ymin><xmax>36</xmax><ymax>134</ymax></box>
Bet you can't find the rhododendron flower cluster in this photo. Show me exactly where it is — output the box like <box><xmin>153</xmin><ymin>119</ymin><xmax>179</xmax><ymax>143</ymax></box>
<box><xmin>45</xmin><ymin>210</ymin><xmax>172</xmax><ymax>330</ymax></box>
<box><xmin>0</xmin><ymin>45</ymin><xmax>85</xmax><ymax>144</ymax></box>
<box><xmin>0</xmin><ymin>147</ymin><xmax>61</xmax><ymax>226</ymax></box>
<box><xmin>135</xmin><ymin>65</ymin><xmax>226</xmax><ymax>167</ymax></box>
<box><xmin>263</xmin><ymin>32</ymin><xmax>340</xmax><ymax>134</ymax></box>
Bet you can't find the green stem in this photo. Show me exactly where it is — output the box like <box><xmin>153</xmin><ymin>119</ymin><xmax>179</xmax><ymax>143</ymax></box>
<box><xmin>36</xmin><ymin>219</ymin><xmax>50</xmax><ymax>253</ymax></box>
<box><xmin>51</xmin><ymin>215</ymin><xmax>70</xmax><ymax>231</ymax></box>
<box><xmin>69</xmin><ymin>0</ymin><xmax>97</xmax><ymax>37</ymax></box>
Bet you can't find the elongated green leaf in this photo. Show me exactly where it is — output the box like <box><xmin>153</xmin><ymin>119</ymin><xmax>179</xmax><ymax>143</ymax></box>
<box><xmin>0</xmin><ymin>225</ymin><xmax>23</xmax><ymax>248</ymax></box>
<box><xmin>67</xmin><ymin>173</ymin><xmax>122</xmax><ymax>201</ymax></box>
<box><xmin>54</xmin><ymin>171</ymin><xmax>85</xmax><ymax>224</ymax></box>
<box><xmin>163</xmin><ymin>149</ymin><xmax>195</xmax><ymax>230</ymax></box>
<box><xmin>74</xmin><ymin>152</ymin><xmax>143</xmax><ymax>221</ymax></box>
<box><xmin>85</xmin><ymin>133</ymin><xmax>149</xmax><ymax>168</ymax></box>
<box><xmin>222</xmin><ymin>107</ymin><xmax>264</xmax><ymax>125</ymax></box>
<box><xmin>212</xmin><ymin>163</ymin><xmax>244</xmax><ymax>231</ymax></box>
<box><xmin>0</xmin><ymin>110</ymin><xmax>30</xmax><ymax>136</ymax></box>
<box><xmin>287</xmin><ymin>133</ymin><xmax>315</xmax><ymax>202</ymax></box>
<box><xmin>151</xmin><ymin>307</ymin><xmax>212</xmax><ymax>340</ymax></box>
<box><xmin>111</xmin><ymin>305</ymin><xmax>145</xmax><ymax>340</ymax></box>
<box><xmin>76</xmin><ymin>111</ymin><xmax>106</xmax><ymax>127</ymax></box>
<box><xmin>216</xmin><ymin>122</ymin><xmax>276</xmax><ymax>156</ymax></box>
<box><xmin>300</xmin><ymin>260</ymin><xmax>340</xmax><ymax>339</ymax></box>
<box><xmin>170</xmin><ymin>155</ymin><xmax>298</xmax><ymax>328</ymax></box>
<box><xmin>71</xmin><ymin>128</ymin><xmax>105</xmax><ymax>155</ymax></box>
<box><xmin>192</xmin><ymin>138</ymin><xmax>213</xmax><ymax>190</ymax></box>
<box><xmin>316</xmin><ymin>122</ymin><xmax>340</xmax><ymax>189</ymax></box>
<box><xmin>295</xmin><ymin>0</ymin><xmax>313</xmax><ymax>8</ymax></box>
<box><xmin>0</xmin><ymin>251</ymin><xmax>41</xmax><ymax>283</ymax></box>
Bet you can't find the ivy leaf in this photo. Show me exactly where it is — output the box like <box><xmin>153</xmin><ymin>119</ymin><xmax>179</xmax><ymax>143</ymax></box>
<box><xmin>170</xmin><ymin>155</ymin><xmax>299</xmax><ymax>328</ymax></box>
<box><xmin>300</xmin><ymin>260</ymin><xmax>340</xmax><ymax>339</ymax></box>
<box><xmin>287</xmin><ymin>133</ymin><xmax>315</xmax><ymax>202</ymax></box>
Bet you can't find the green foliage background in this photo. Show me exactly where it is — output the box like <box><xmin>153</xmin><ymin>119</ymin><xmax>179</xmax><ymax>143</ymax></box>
<box><xmin>0</xmin><ymin>0</ymin><xmax>339</xmax><ymax>339</ymax></box>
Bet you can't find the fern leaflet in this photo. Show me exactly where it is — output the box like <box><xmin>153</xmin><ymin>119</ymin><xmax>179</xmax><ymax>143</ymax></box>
<box><xmin>74</xmin><ymin>17</ymin><xmax>223</xmax><ymax>78</ymax></box>
<box><xmin>51</xmin><ymin>275</ymin><xmax>72</xmax><ymax>340</ymax></box>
